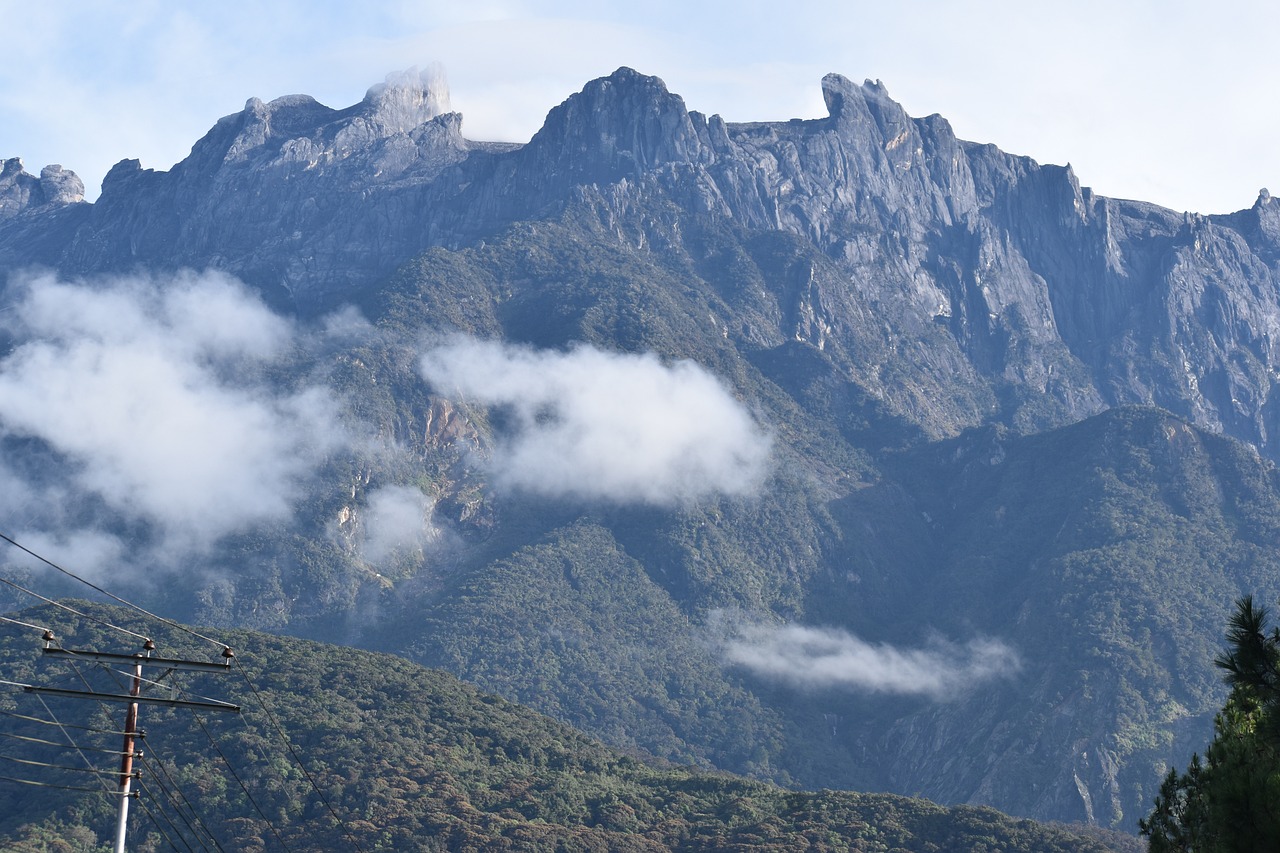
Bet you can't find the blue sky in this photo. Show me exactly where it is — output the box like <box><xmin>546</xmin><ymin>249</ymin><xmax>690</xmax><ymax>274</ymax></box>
<box><xmin>2</xmin><ymin>0</ymin><xmax>1276</xmax><ymax>214</ymax></box>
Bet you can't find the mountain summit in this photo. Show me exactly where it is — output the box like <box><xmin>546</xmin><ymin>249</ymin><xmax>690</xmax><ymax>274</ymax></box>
<box><xmin>6</xmin><ymin>68</ymin><xmax>1278</xmax><ymax>454</ymax></box>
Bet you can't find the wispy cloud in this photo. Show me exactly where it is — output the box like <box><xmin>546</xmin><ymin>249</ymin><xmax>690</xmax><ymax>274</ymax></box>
<box><xmin>419</xmin><ymin>337</ymin><xmax>771</xmax><ymax>505</ymax></box>
<box><xmin>0</xmin><ymin>271</ymin><xmax>345</xmax><ymax>558</ymax></box>
<box><xmin>359</xmin><ymin>484</ymin><xmax>439</xmax><ymax>565</ymax></box>
<box><xmin>711</xmin><ymin>613</ymin><xmax>1020</xmax><ymax>699</ymax></box>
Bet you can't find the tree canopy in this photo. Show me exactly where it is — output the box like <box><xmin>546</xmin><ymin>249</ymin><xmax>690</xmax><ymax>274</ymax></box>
<box><xmin>1140</xmin><ymin>595</ymin><xmax>1280</xmax><ymax>851</ymax></box>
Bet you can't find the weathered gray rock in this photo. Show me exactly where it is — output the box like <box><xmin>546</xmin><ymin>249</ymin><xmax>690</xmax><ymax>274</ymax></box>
<box><xmin>6</xmin><ymin>65</ymin><xmax>1280</xmax><ymax>452</ymax></box>
<box><xmin>0</xmin><ymin>158</ymin><xmax>84</xmax><ymax>220</ymax></box>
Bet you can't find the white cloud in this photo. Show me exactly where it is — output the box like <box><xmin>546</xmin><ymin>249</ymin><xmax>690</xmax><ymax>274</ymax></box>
<box><xmin>4</xmin><ymin>529</ymin><xmax>128</xmax><ymax>583</ymax></box>
<box><xmin>0</xmin><ymin>271</ymin><xmax>345</xmax><ymax>554</ymax></box>
<box><xmin>360</xmin><ymin>484</ymin><xmax>438</xmax><ymax>564</ymax></box>
<box><xmin>712</xmin><ymin>614</ymin><xmax>1020</xmax><ymax>699</ymax></box>
<box><xmin>419</xmin><ymin>338</ymin><xmax>771</xmax><ymax>505</ymax></box>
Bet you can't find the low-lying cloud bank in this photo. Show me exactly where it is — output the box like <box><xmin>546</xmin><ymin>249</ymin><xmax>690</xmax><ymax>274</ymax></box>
<box><xmin>713</xmin><ymin>614</ymin><xmax>1021</xmax><ymax>699</ymax></box>
<box><xmin>0</xmin><ymin>271</ymin><xmax>345</xmax><ymax>558</ymax></box>
<box><xmin>419</xmin><ymin>338</ymin><xmax>771</xmax><ymax>505</ymax></box>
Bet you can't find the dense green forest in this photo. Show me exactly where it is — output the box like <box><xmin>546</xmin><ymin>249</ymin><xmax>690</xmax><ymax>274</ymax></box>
<box><xmin>0</xmin><ymin>603</ymin><xmax>1137</xmax><ymax>852</ymax></box>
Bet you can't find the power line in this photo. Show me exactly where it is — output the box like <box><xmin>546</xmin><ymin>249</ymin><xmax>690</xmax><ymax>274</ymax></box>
<box><xmin>0</xmin><ymin>773</ymin><xmax>123</xmax><ymax>795</ymax></box>
<box><xmin>189</xmin><ymin>709</ymin><xmax>294</xmax><ymax>853</ymax></box>
<box><xmin>34</xmin><ymin>694</ymin><xmax>118</xmax><ymax>790</ymax></box>
<box><xmin>136</xmin><ymin>753</ymin><xmax>221</xmax><ymax>853</ymax></box>
<box><xmin>131</xmin><ymin>777</ymin><xmax>192</xmax><ymax>853</ymax></box>
<box><xmin>234</xmin><ymin>659</ymin><xmax>367</xmax><ymax>853</ymax></box>
<box><xmin>0</xmin><ymin>729</ymin><xmax>130</xmax><ymax>755</ymax></box>
<box><xmin>138</xmin><ymin>760</ymin><xmax>217</xmax><ymax>853</ymax></box>
<box><xmin>0</xmin><ymin>530</ymin><xmax>231</xmax><ymax>651</ymax></box>
<box><xmin>92</xmin><ymin>664</ymin><xmax>233</xmax><ymax>709</ymax></box>
<box><xmin>0</xmin><ymin>573</ymin><xmax>151</xmax><ymax>643</ymax></box>
<box><xmin>0</xmin><ymin>752</ymin><xmax>129</xmax><ymax>777</ymax></box>
<box><xmin>0</xmin><ymin>706</ymin><xmax>131</xmax><ymax>736</ymax></box>
<box><xmin>0</xmin><ymin>614</ymin><xmax>51</xmax><ymax>633</ymax></box>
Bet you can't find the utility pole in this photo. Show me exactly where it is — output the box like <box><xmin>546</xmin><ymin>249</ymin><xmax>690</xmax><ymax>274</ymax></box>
<box><xmin>24</xmin><ymin>632</ymin><xmax>239</xmax><ymax>853</ymax></box>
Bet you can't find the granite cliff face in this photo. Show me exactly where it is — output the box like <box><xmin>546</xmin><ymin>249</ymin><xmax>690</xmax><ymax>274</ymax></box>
<box><xmin>0</xmin><ymin>158</ymin><xmax>84</xmax><ymax>219</ymax></box>
<box><xmin>5</xmin><ymin>67</ymin><xmax>1280</xmax><ymax>455</ymax></box>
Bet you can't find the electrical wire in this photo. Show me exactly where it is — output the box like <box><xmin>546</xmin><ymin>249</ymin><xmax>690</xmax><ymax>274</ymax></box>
<box><xmin>0</xmin><ymin>752</ymin><xmax>126</xmax><ymax>776</ymax></box>
<box><xmin>0</xmin><ymin>531</ymin><xmax>230</xmax><ymax>652</ymax></box>
<box><xmin>0</xmin><ymin>572</ymin><xmax>151</xmax><ymax>643</ymax></box>
<box><xmin>131</xmin><ymin>776</ymin><xmax>191</xmax><ymax>853</ymax></box>
<box><xmin>0</xmin><ymin>614</ymin><xmax>51</xmax><ymax>633</ymax></box>
<box><xmin>135</xmin><ymin>756</ymin><xmax>219</xmax><ymax>853</ymax></box>
<box><xmin>67</xmin><ymin>660</ymin><xmax>104</xmax><ymax>697</ymax></box>
<box><xmin>137</xmin><ymin>745</ymin><xmax>226</xmax><ymax>853</ymax></box>
<box><xmin>93</xmin><ymin>663</ymin><xmax>235</xmax><ymax>709</ymax></box>
<box><xmin>234</xmin><ymin>658</ymin><xmax>368</xmax><ymax>853</ymax></box>
<box><xmin>189</xmin><ymin>709</ymin><xmax>294</xmax><ymax>853</ymax></box>
<box><xmin>0</xmin><ymin>706</ymin><xmax>130</xmax><ymax>735</ymax></box>
<box><xmin>0</xmin><ymin>773</ymin><xmax>120</xmax><ymax>794</ymax></box>
<box><xmin>0</xmin><ymin>729</ymin><xmax>130</xmax><ymax>755</ymax></box>
<box><xmin>34</xmin><ymin>694</ymin><xmax>119</xmax><ymax>793</ymax></box>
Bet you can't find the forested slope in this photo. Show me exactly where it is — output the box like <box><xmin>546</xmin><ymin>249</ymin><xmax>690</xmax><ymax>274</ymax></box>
<box><xmin>0</xmin><ymin>604</ymin><xmax>1131</xmax><ymax>852</ymax></box>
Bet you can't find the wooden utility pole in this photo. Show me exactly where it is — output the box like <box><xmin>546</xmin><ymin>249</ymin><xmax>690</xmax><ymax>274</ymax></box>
<box><xmin>112</xmin><ymin>649</ymin><xmax>143</xmax><ymax>853</ymax></box>
<box><xmin>25</xmin><ymin>633</ymin><xmax>239</xmax><ymax>853</ymax></box>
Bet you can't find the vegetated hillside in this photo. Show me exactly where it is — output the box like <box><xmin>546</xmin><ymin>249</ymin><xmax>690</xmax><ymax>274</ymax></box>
<box><xmin>823</xmin><ymin>407</ymin><xmax>1280</xmax><ymax>825</ymax></box>
<box><xmin>355</xmin><ymin>204</ymin><xmax>1280</xmax><ymax>828</ymax></box>
<box><xmin>0</xmin><ymin>604</ymin><xmax>1131</xmax><ymax>852</ymax></box>
<box><xmin>2</xmin><ymin>185</ymin><xmax>1279</xmax><ymax>831</ymax></box>
<box><xmin>3</xmin><ymin>65</ymin><xmax>1280</xmax><ymax>834</ymax></box>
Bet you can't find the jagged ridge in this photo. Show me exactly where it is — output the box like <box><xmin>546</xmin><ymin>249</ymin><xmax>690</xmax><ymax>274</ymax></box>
<box><xmin>4</xmin><ymin>68</ymin><xmax>1280</xmax><ymax>455</ymax></box>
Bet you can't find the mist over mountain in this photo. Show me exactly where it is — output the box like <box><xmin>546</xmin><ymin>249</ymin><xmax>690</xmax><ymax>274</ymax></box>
<box><xmin>4</xmin><ymin>66</ymin><xmax>1280</xmax><ymax>833</ymax></box>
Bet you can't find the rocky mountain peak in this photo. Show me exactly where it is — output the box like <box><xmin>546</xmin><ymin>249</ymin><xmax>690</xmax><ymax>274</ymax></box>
<box><xmin>6</xmin><ymin>66</ymin><xmax>1280</xmax><ymax>460</ymax></box>
<box><xmin>0</xmin><ymin>157</ymin><xmax>84</xmax><ymax>220</ymax></box>
<box><xmin>820</xmin><ymin>73</ymin><xmax>914</xmax><ymax>142</ymax></box>
<box><xmin>1244</xmin><ymin>185</ymin><xmax>1280</xmax><ymax>249</ymax></box>
<box><xmin>359</xmin><ymin>66</ymin><xmax>452</xmax><ymax>135</ymax></box>
<box><xmin>522</xmin><ymin>67</ymin><xmax>710</xmax><ymax>182</ymax></box>
<box><xmin>188</xmin><ymin>68</ymin><xmax>456</xmax><ymax>173</ymax></box>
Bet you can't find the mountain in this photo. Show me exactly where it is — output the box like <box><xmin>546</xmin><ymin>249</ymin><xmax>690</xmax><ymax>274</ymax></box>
<box><xmin>3</xmin><ymin>67</ymin><xmax>1280</xmax><ymax>833</ymax></box>
<box><xmin>0</xmin><ymin>603</ymin><xmax>1133</xmax><ymax>852</ymax></box>
<box><xmin>6</xmin><ymin>68</ymin><xmax>1280</xmax><ymax>453</ymax></box>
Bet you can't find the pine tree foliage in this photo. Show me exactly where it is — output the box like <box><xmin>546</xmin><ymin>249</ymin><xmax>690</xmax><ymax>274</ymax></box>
<box><xmin>1140</xmin><ymin>596</ymin><xmax>1280</xmax><ymax>851</ymax></box>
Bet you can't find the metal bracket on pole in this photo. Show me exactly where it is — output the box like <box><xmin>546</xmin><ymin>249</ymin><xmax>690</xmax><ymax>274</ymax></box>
<box><xmin>29</xmin><ymin>635</ymin><xmax>237</xmax><ymax>853</ymax></box>
<box><xmin>23</xmin><ymin>685</ymin><xmax>241</xmax><ymax>712</ymax></box>
<box><xmin>42</xmin><ymin>648</ymin><xmax>233</xmax><ymax>672</ymax></box>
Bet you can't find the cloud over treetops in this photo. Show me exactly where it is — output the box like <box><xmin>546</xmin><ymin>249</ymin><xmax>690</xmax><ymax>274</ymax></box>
<box><xmin>419</xmin><ymin>337</ymin><xmax>772</xmax><ymax>505</ymax></box>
